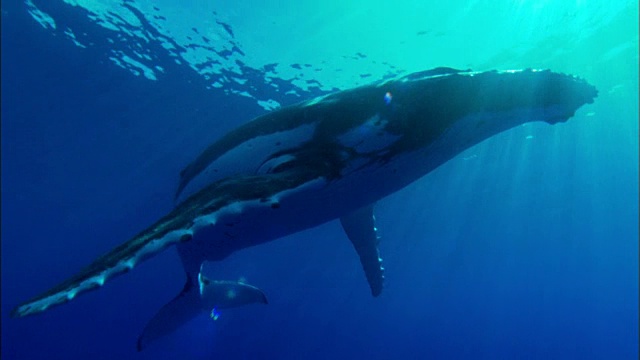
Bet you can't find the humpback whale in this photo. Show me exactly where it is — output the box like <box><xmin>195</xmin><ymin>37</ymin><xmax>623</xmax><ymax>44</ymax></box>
<box><xmin>12</xmin><ymin>68</ymin><xmax>597</xmax><ymax>349</ymax></box>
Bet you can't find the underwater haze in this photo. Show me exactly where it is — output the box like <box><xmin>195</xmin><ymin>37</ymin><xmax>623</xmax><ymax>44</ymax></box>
<box><xmin>2</xmin><ymin>0</ymin><xmax>638</xmax><ymax>359</ymax></box>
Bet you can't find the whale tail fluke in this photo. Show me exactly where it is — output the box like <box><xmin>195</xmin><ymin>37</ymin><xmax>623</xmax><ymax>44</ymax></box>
<box><xmin>137</xmin><ymin>270</ymin><xmax>269</xmax><ymax>351</ymax></box>
<box><xmin>137</xmin><ymin>275</ymin><xmax>201</xmax><ymax>351</ymax></box>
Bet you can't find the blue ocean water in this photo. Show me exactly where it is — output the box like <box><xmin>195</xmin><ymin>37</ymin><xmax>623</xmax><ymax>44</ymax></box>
<box><xmin>1</xmin><ymin>1</ymin><xmax>638</xmax><ymax>359</ymax></box>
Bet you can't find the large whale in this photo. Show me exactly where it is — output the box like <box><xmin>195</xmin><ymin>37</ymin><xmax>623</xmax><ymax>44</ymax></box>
<box><xmin>12</xmin><ymin>68</ymin><xmax>597</xmax><ymax>349</ymax></box>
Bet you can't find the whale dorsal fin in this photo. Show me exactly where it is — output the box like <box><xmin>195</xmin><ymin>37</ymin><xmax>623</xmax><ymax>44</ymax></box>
<box><xmin>340</xmin><ymin>205</ymin><xmax>384</xmax><ymax>296</ymax></box>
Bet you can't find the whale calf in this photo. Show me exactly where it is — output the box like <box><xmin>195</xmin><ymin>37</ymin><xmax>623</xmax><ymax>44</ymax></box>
<box><xmin>12</xmin><ymin>68</ymin><xmax>597</xmax><ymax>349</ymax></box>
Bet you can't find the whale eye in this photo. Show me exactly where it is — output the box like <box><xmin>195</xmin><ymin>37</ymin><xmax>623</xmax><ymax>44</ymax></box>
<box><xmin>257</xmin><ymin>154</ymin><xmax>297</xmax><ymax>174</ymax></box>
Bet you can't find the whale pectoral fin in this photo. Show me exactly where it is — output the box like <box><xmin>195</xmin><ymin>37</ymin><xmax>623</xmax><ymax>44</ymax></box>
<box><xmin>10</xmin><ymin>207</ymin><xmax>198</xmax><ymax>318</ymax></box>
<box><xmin>340</xmin><ymin>205</ymin><xmax>384</xmax><ymax>297</ymax></box>
<box><xmin>137</xmin><ymin>276</ymin><xmax>202</xmax><ymax>352</ymax></box>
<box><xmin>12</xmin><ymin>167</ymin><xmax>328</xmax><ymax>319</ymax></box>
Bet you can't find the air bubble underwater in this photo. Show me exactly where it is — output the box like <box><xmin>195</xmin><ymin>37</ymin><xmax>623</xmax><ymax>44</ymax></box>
<box><xmin>383</xmin><ymin>92</ymin><xmax>392</xmax><ymax>105</ymax></box>
<box><xmin>210</xmin><ymin>307</ymin><xmax>221</xmax><ymax>321</ymax></box>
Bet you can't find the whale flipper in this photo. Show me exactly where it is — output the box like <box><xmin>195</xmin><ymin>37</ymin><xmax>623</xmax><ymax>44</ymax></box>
<box><xmin>340</xmin><ymin>205</ymin><xmax>384</xmax><ymax>296</ymax></box>
<box><xmin>12</xmin><ymin>167</ymin><xmax>326</xmax><ymax>319</ymax></box>
<box><xmin>10</xmin><ymin>216</ymin><xmax>196</xmax><ymax>318</ymax></box>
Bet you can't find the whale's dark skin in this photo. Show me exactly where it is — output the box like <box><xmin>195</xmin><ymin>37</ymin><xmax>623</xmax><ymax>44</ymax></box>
<box><xmin>12</xmin><ymin>68</ymin><xmax>597</xmax><ymax>349</ymax></box>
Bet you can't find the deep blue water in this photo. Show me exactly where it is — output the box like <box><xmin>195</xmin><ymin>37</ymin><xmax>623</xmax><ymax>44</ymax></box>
<box><xmin>2</xmin><ymin>1</ymin><xmax>638</xmax><ymax>359</ymax></box>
